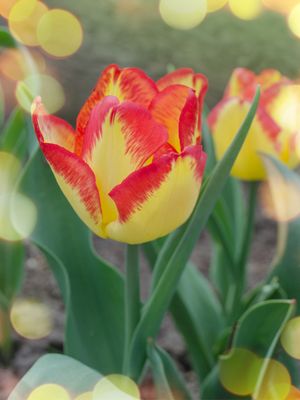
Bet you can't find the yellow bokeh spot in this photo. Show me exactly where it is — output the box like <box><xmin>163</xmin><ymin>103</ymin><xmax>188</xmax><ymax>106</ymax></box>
<box><xmin>0</xmin><ymin>192</ymin><xmax>37</xmax><ymax>241</ymax></box>
<box><xmin>159</xmin><ymin>0</ymin><xmax>207</xmax><ymax>30</ymax></box>
<box><xmin>10</xmin><ymin>298</ymin><xmax>53</xmax><ymax>339</ymax></box>
<box><xmin>0</xmin><ymin>151</ymin><xmax>21</xmax><ymax>193</ymax></box>
<box><xmin>9</xmin><ymin>1</ymin><xmax>48</xmax><ymax>46</ymax></box>
<box><xmin>16</xmin><ymin>73</ymin><xmax>65</xmax><ymax>114</ymax></box>
<box><xmin>263</xmin><ymin>0</ymin><xmax>300</xmax><ymax>15</ymax></box>
<box><xmin>0</xmin><ymin>48</ymin><xmax>45</xmax><ymax>81</ymax></box>
<box><xmin>0</xmin><ymin>0</ymin><xmax>17</xmax><ymax>19</ymax></box>
<box><xmin>75</xmin><ymin>393</ymin><xmax>93</xmax><ymax>400</ymax></box>
<box><xmin>93</xmin><ymin>375</ymin><xmax>140</xmax><ymax>400</ymax></box>
<box><xmin>281</xmin><ymin>317</ymin><xmax>300</xmax><ymax>359</ymax></box>
<box><xmin>207</xmin><ymin>0</ymin><xmax>228</xmax><ymax>12</ymax></box>
<box><xmin>27</xmin><ymin>384</ymin><xmax>70</xmax><ymax>400</ymax></box>
<box><xmin>8</xmin><ymin>0</ymin><xmax>37</xmax><ymax>22</ymax></box>
<box><xmin>288</xmin><ymin>4</ymin><xmax>300</xmax><ymax>38</ymax></box>
<box><xmin>255</xmin><ymin>359</ymin><xmax>291</xmax><ymax>400</ymax></box>
<box><xmin>220</xmin><ymin>348</ymin><xmax>262</xmax><ymax>396</ymax></box>
<box><xmin>229</xmin><ymin>0</ymin><xmax>263</xmax><ymax>20</ymax></box>
<box><xmin>37</xmin><ymin>9</ymin><xmax>83</xmax><ymax>57</ymax></box>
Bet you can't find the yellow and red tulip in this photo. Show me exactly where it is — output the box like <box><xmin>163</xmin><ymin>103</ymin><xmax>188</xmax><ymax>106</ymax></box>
<box><xmin>208</xmin><ymin>67</ymin><xmax>300</xmax><ymax>180</ymax></box>
<box><xmin>32</xmin><ymin>64</ymin><xmax>207</xmax><ymax>244</ymax></box>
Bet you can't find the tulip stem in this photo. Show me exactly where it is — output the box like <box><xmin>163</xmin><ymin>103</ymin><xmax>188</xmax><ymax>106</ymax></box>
<box><xmin>229</xmin><ymin>181</ymin><xmax>259</xmax><ymax>321</ymax></box>
<box><xmin>123</xmin><ymin>244</ymin><xmax>140</xmax><ymax>373</ymax></box>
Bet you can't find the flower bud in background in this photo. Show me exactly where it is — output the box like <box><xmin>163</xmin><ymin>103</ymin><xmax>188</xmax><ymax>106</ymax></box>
<box><xmin>208</xmin><ymin>68</ymin><xmax>300</xmax><ymax>180</ymax></box>
<box><xmin>32</xmin><ymin>64</ymin><xmax>207</xmax><ymax>244</ymax></box>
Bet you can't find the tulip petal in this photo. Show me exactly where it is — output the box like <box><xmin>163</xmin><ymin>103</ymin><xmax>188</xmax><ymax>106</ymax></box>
<box><xmin>208</xmin><ymin>98</ymin><xmax>280</xmax><ymax>180</ymax></box>
<box><xmin>40</xmin><ymin>143</ymin><xmax>104</xmax><ymax>236</ymax></box>
<box><xmin>150</xmin><ymin>85</ymin><xmax>197</xmax><ymax>152</ymax></box>
<box><xmin>82</xmin><ymin>98</ymin><xmax>168</xmax><ymax>223</ymax></box>
<box><xmin>32</xmin><ymin>98</ymin><xmax>76</xmax><ymax>152</ymax></box>
<box><xmin>76</xmin><ymin>64</ymin><xmax>158</xmax><ymax>138</ymax></box>
<box><xmin>106</xmin><ymin>145</ymin><xmax>206</xmax><ymax>244</ymax></box>
<box><xmin>262</xmin><ymin>84</ymin><xmax>300</xmax><ymax>168</ymax></box>
<box><xmin>257</xmin><ymin>69</ymin><xmax>289</xmax><ymax>91</ymax></box>
<box><xmin>224</xmin><ymin>68</ymin><xmax>257</xmax><ymax>100</ymax></box>
<box><xmin>157</xmin><ymin>68</ymin><xmax>208</xmax><ymax>97</ymax></box>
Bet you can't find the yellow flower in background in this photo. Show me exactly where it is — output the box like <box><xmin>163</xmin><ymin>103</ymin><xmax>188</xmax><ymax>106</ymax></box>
<box><xmin>209</xmin><ymin>68</ymin><xmax>300</xmax><ymax>180</ymax></box>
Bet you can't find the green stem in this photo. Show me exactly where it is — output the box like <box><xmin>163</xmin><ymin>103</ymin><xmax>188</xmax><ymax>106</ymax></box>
<box><xmin>238</xmin><ymin>181</ymin><xmax>259</xmax><ymax>289</ymax></box>
<box><xmin>228</xmin><ymin>181</ymin><xmax>259</xmax><ymax>322</ymax></box>
<box><xmin>123</xmin><ymin>244</ymin><xmax>140</xmax><ymax>374</ymax></box>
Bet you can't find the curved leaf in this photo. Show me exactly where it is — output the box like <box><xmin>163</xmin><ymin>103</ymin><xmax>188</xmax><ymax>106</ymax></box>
<box><xmin>19</xmin><ymin>151</ymin><xmax>125</xmax><ymax>374</ymax></box>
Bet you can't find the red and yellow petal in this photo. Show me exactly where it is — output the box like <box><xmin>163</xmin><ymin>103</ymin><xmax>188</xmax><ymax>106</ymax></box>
<box><xmin>32</xmin><ymin>98</ymin><xmax>76</xmax><ymax>152</ymax></box>
<box><xmin>257</xmin><ymin>69</ymin><xmax>289</xmax><ymax>91</ymax></box>
<box><xmin>157</xmin><ymin>68</ymin><xmax>208</xmax><ymax>98</ymax></box>
<box><xmin>106</xmin><ymin>145</ymin><xmax>206</xmax><ymax>244</ymax></box>
<box><xmin>82</xmin><ymin>97</ymin><xmax>168</xmax><ymax>224</ymax></box>
<box><xmin>40</xmin><ymin>143</ymin><xmax>104</xmax><ymax>236</ymax></box>
<box><xmin>262</xmin><ymin>84</ymin><xmax>300</xmax><ymax>168</ymax></box>
<box><xmin>149</xmin><ymin>85</ymin><xmax>197</xmax><ymax>152</ymax></box>
<box><xmin>76</xmin><ymin>64</ymin><xmax>157</xmax><ymax>138</ymax></box>
<box><xmin>208</xmin><ymin>98</ymin><xmax>281</xmax><ymax>180</ymax></box>
<box><xmin>224</xmin><ymin>68</ymin><xmax>257</xmax><ymax>100</ymax></box>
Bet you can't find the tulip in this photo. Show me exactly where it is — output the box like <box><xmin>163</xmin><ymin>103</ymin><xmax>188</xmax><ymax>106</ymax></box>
<box><xmin>32</xmin><ymin>64</ymin><xmax>207</xmax><ymax>244</ymax></box>
<box><xmin>208</xmin><ymin>68</ymin><xmax>300</xmax><ymax>180</ymax></box>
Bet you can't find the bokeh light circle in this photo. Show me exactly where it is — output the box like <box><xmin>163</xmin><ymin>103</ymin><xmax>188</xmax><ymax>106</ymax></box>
<box><xmin>10</xmin><ymin>298</ymin><xmax>53</xmax><ymax>339</ymax></box>
<box><xmin>8</xmin><ymin>0</ymin><xmax>37</xmax><ymax>22</ymax></box>
<box><xmin>37</xmin><ymin>9</ymin><xmax>83</xmax><ymax>57</ymax></box>
<box><xmin>159</xmin><ymin>0</ymin><xmax>207</xmax><ymax>30</ymax></box>
<box><xmin>229</xmin><ymin>0</ymin><xmax>263</xmax><ymax>20</ymax></box>
<box><xmin>0</xmin><ymin>151</ymin><xmax>21</xmax><ymax>193</ymax></box>
<box><xmin>93</xmin><ymin>375</ymin><xmax>140</xmax><ymax>399</ymax></box>
<box><xmin>75</xmin><ymin>393</ymin><xmax>93</xmax><ymax>400</ymax></box>
<box><xmin>288</xmin><ymin>4</ymin><xmax>300</xmax><ymax>39</ymax></box>
<box><xmin>207</xmin><ymin>0</ymin><xmax>228</xmax><ymax>12</ymax></box>
<box><xmin>281</xmin><ymin>317</ymin><xmax>300</xmax><ymax>359</ymax></box>
<box><xmin>220</xmin><ymin>348</ymin><xmax>262</xmax><ymax>396</ymax></box>
<box><xmin>263</xmin><ymin>0</ymin><xmax>300</xmax><ymax>15</ymax></box>
<box><xmin>0</xmin><ymin>192</ymin><xmax>37</xmax><ymax>241</ymax></box>
<box><xmin>27</xmin><ymin>384</ymin><xmax>70</xmax><ymax>400</ymax></box>
<box><xmin>255</xmin><ymin>359</ymin><xmax>291</xmax><ymax>400</ymax></box>
<box><xmin>0</xmin><ymin>0</ymin><xmax>17</xmax><ymax>19</ymax></box>
<box><xmin>16</xmin><ymin>73</ymin><xmax>65</xmax><ymax>113</ymax></box>
<box><xmin>9</xmin><ymin>1</ymin><xmax>48</xmax><ymax>46</ymax></box>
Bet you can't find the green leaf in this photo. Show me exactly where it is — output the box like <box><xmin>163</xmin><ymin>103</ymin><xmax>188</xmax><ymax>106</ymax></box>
<box><xmin>0</xmin><ymin>27</ymin><xmax>16</xmax><ymax>48</ymax></box>
<box><xmin>19</xmin><ymin>151</ymin><xmax>125</xmax><ymax>374</ymax></box>
<box><xmin>144</xmin><ymin>243</ymin><xmax>223</xmax><ymax>380</ymax></box>
<box><xmin>201</xmin><ymin>300</ymin><xmax>295</xmax><ymax>398</ymax></box>
<box><xmin>0</xmin><ymin>241</ymin><xmax>24</xmax><ymax>309</ymax></box>
<box><xmin>262</xmin><ymin>155</ymin><xmax>300</xmax><ymax>314</ymax></box>
<box><xmin>147</xmin><ymin>342</ymin><xmax>175</xmax><ymax>400</ymax></box>
<box><xmin>0</xmin><ymin>108</ymin><xmax>28</xmax><ymax>159</ymax></box>
<box><xmin>126</xmin><ymin>88</ymin><xmax>260</xmax><ymax>380</ymax></box>
<box><xmin>8</xmin><ymin>354</ymin><xmax>101</xmax><ymax>400</ymax></box>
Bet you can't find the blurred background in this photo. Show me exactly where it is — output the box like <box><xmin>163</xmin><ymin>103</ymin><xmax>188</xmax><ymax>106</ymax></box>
<box><xmin>1</xmin><ymin>1</ymin><xmax>300</xmax><ymax>398</ymax></box>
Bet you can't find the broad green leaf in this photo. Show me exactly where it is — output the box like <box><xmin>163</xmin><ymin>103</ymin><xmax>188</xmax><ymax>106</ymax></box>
<box><xmin>144</xmin><ymin>243</ymin><xmax>223</xmax><ymax>380</ymax></box>
<box><xmin>147</xmin><ymin>343</ymin><xmax>175</xmax><ymax>400</ymax></box>
<box><xmin>0</xmin><ymin>28</ymin><xmax>16</xmax><ymax>48</ymax></box>
<box><xmin>8</xmin><ymin>354</ymin><xmax>101</xmax><ymax>400</ymax></box>
<box><xmin>0</xmin><ymin>241</ymin><xmax>24</xmax><ymax>309</ymax></box>
<box><xmin>201</xmin><ymin>300</ymin><xmax>295</xmax><ymax>398</ymax></box>
<box><xmin>152</xmin><ymin>346</ymin><xmax>193</xmax><ymax>400</ymax></box>
<box><xmin>19</xmin><ymin>151</ymin><xmax>125</xmax><ymax>374</ymax></box>
<box><xmin>126</xmin><ymin>89</ymin><xmax>260</xmax><ymax>380</ymax></box>
<box><xmin>263</xmin><ymin>155</ymin><xmax>300</xmax><ymax>314</ymax></box>
<box><xmin>0</xmin><ymin>108</ymin><xmax>28</xmax><ymax>159</ymax></box>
